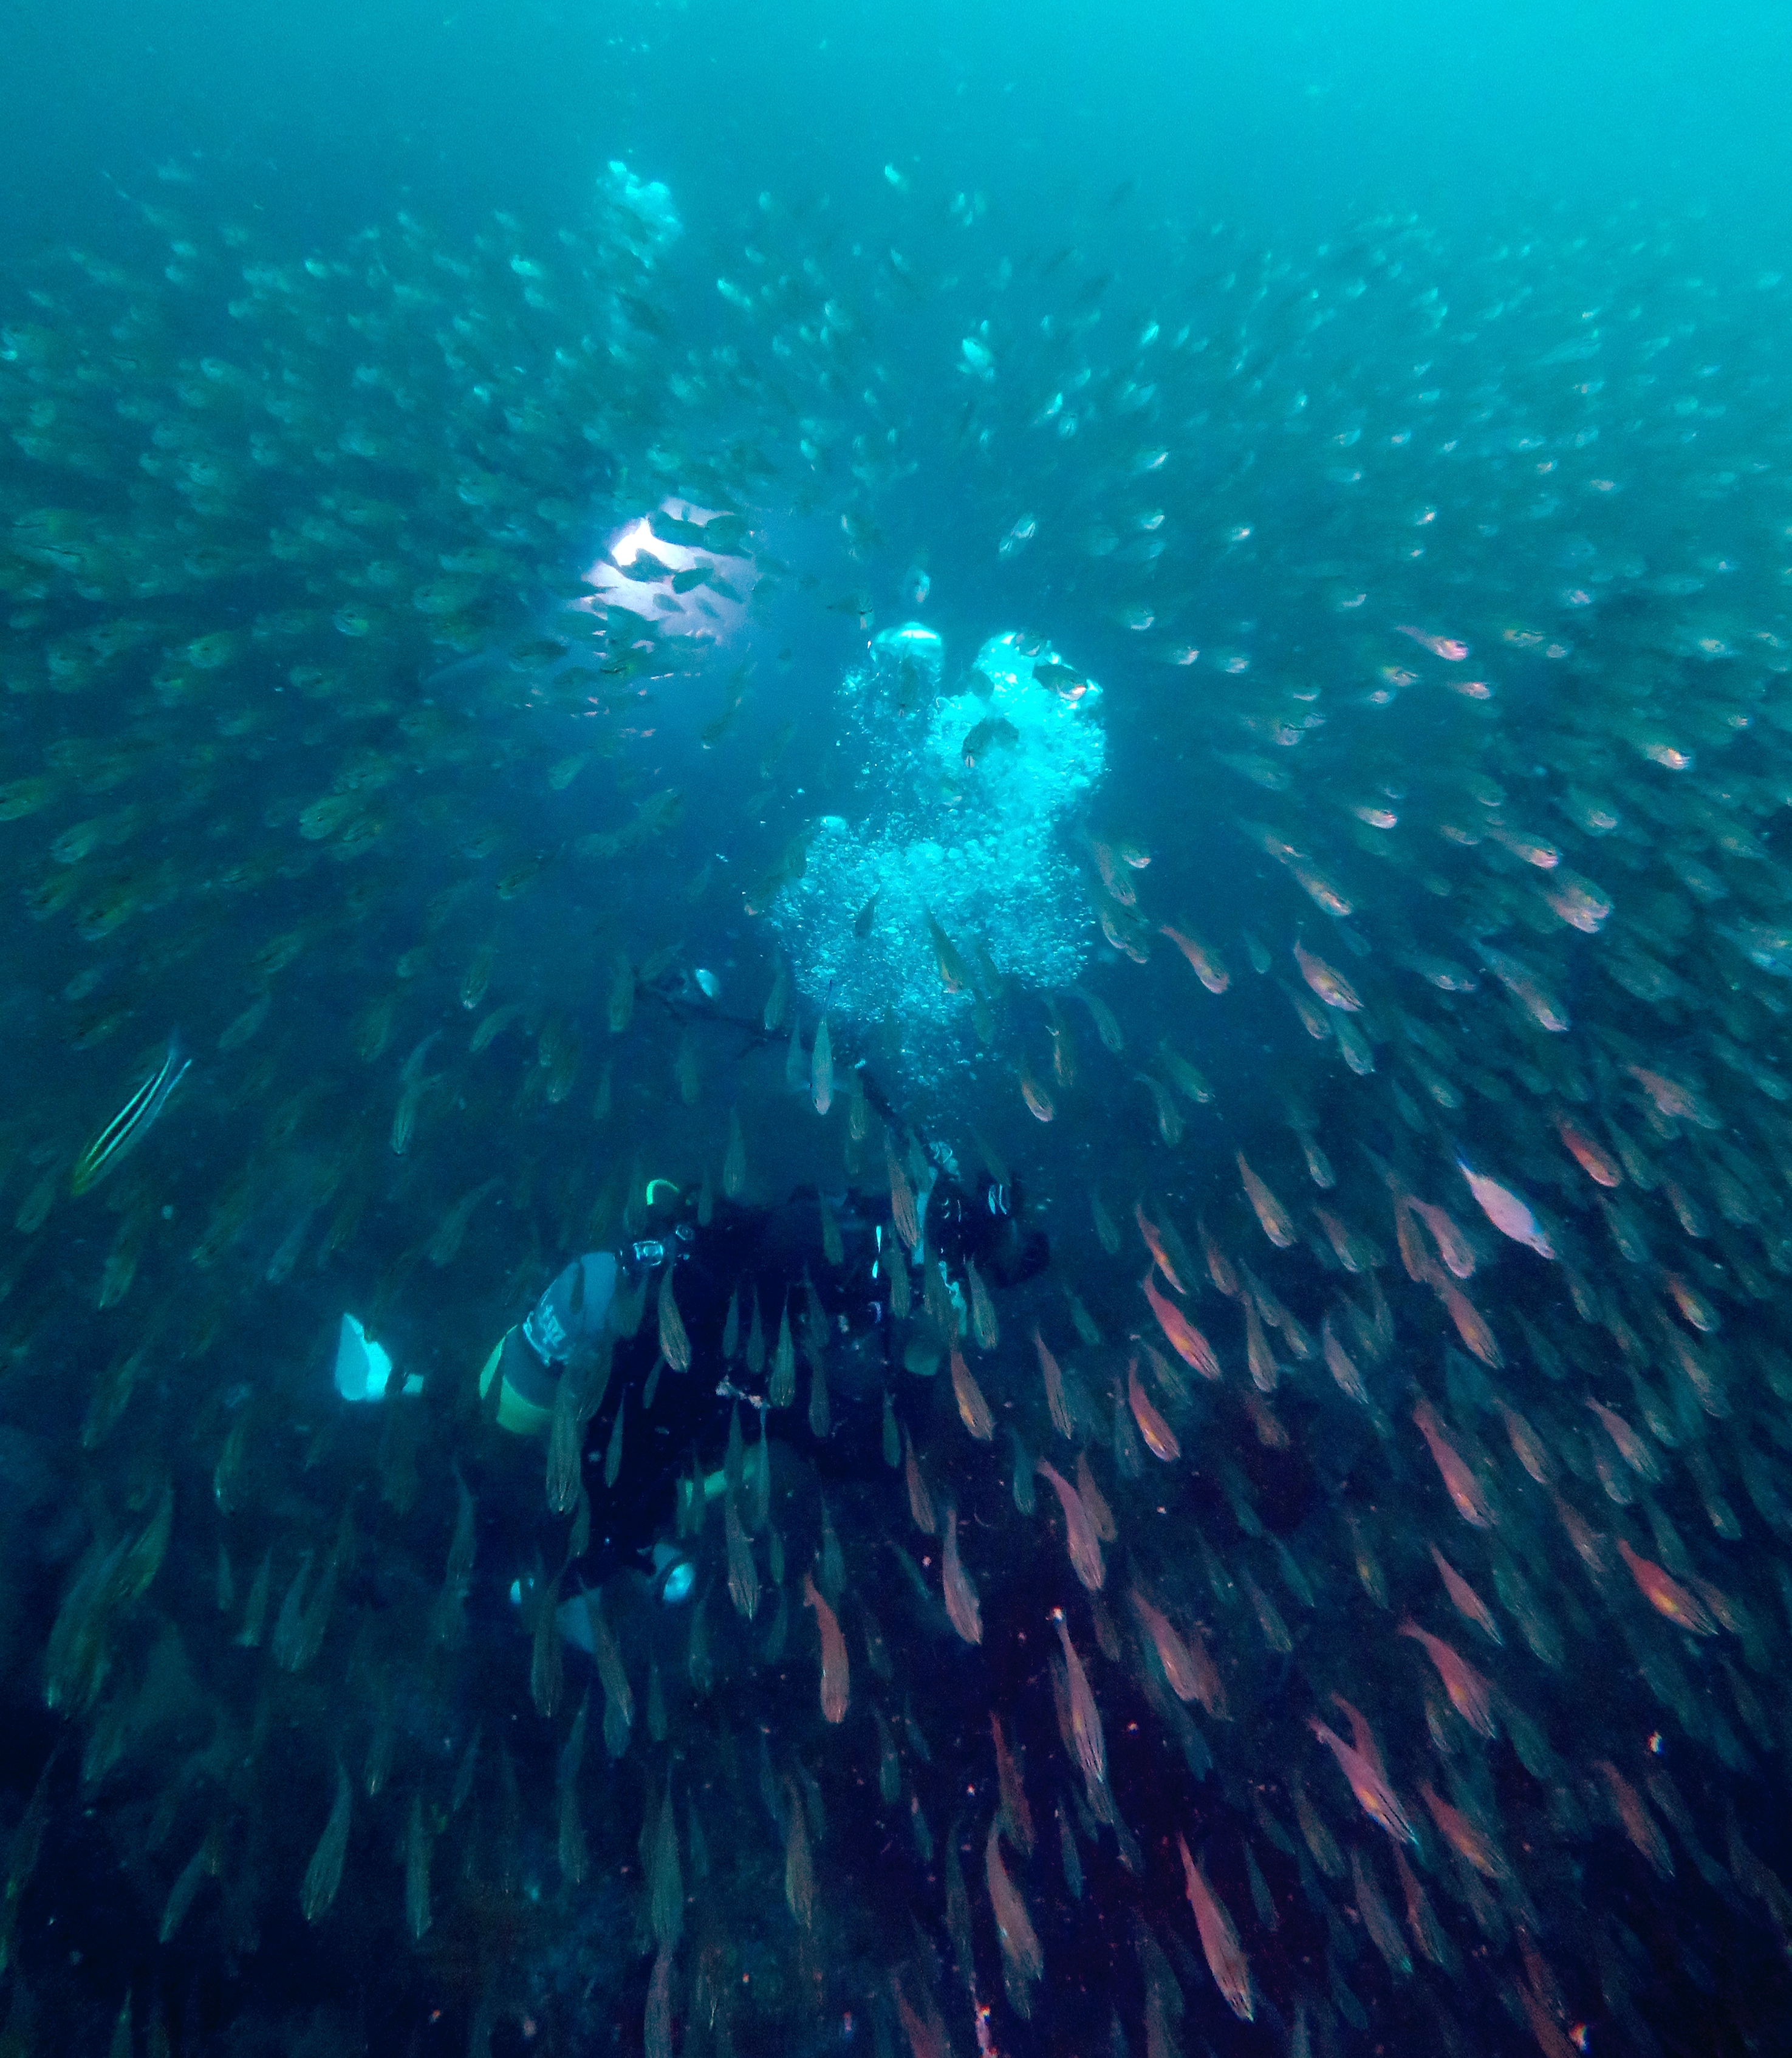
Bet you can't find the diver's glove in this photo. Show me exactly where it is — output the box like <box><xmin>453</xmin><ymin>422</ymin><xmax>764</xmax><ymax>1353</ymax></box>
<box><xmin>522</xmin><ymin>1251</ymin><xmax>618</xmax><ymax>1365</ymax></box>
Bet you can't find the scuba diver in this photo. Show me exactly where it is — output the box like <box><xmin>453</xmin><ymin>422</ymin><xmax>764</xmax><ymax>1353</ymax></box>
<box><xmin>473</xmin><ymin>1151</ymin><xmax>1050</xmax><ymax>1601</ymax></box>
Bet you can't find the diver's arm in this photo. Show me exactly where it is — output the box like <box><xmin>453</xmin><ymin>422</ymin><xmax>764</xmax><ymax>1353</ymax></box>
<box><xmin>480</xmin><ymin>1250</ymin><xmax>618</xmax><ymax>1435</ymax></box>
<box><xmin>524</xmin><ymin>1251</ymin><xmax>618</xmax><ymax>1361</ymax></box>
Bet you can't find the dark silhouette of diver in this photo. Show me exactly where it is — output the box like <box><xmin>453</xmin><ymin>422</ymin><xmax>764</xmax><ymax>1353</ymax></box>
<box><xmin>477</xmin><ymin>1158</ymin><xmax>1049</xmax><ymax>1593</ymax></box>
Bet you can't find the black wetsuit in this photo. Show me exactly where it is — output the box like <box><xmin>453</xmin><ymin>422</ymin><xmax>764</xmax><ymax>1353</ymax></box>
<box><xmin>581</xmin><ymin>1174</ymin><xmax>1047</xmax><ymax>1574</ymax></box>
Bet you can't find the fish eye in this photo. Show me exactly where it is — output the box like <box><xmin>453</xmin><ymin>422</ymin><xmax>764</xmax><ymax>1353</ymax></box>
<box><xmin>661</xmin><ymin>1560</ymin><xmax>696</xmax><ymax>1606</ymax></box>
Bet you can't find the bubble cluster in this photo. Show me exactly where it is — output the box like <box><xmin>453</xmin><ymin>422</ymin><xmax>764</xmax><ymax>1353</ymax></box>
<box><xmin>774</xmin><ymin>630</ymin><xmax>1106</xmax><ymax>1053</ymax></box>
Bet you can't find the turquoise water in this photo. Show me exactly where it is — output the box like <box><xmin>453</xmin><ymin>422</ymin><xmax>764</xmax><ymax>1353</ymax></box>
<box><xmin>4</xmin><ymin>5</ymin><xmax>1792</xmax><ymax>2054</ymax></box>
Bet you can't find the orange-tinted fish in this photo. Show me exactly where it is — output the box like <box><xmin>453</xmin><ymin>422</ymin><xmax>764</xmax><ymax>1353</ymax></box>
<box><xmin>990</xmin><ymin>1712</ymin><xmax>1034</xmax><ymax>1854</ymax></box>
<box><xmin>1418</xmin><ymin>1782</ymin><xmax>1506</xmax><ymax>1878</ymax></box>
<box><xmin>1351</xmin><ymin>1844</ymin><xmax>1411</xmax><ymax>1978</ymax></box>
<box><xmin>903</xmin><ymin>1428</ymin><xmax>935</xmax><ymax>1535</ymax></box>
<box><xmin>1593</xmin><ymin>1760</ymin><xmax>1672</xmax><ymax>1879</ymax></box>
<box><xmin>1142</xmin><ymin>1269</ymin><xmax>1222</xmax><ymax>1379</ymax></box>
<box><xmin>1288</xmin><ymin>857</ymin><xmax>1352</xmax><ymax>918</ymax></box>
<box><xmin>1324</xmin><ymin>1692</ymin><xmax>1379</xmax><ymax>1769</ymax></box>
<box><xmin>1242</xmin><ymin>1293</ymin><xmax>1279</xmax><ymax>1393</ymax></box>
<box><xmin>1616</xmin><ymin>1538</ymin><xmax>1715</xmax><ymax>1633</ymax></box>
<box><xmin>1587</xmin><ymin>1399</ymin><xmax>1660</xmax><ymax>1483</ymax></box>
<box><xmin>1129</xmin><ymin>1588</ymin><xmax>1225</xmax><ymax>1715</ymax></box>
<box><xmin>985</xmin><ymin>1822</ymin><xmax>1043</xmax><ymax>1988</ymax></box>
<box><xmin>1035</xmin><ymin>1460</ymin><xmax>1104</xmax><ymax>1591</ymax></box>
<box><xmin>657</xmin><ymin>1267</ymin><xmax>692</xmax><ymax>1372</ymax></box>
<box><xmin>1407</xmin><ymin>1197</ymin><xmax>1476</xmax><ymax>1279</ymax></box>
<box><xmin>1626</xmin><ymin>1064</ymin><xmax>1717</xmax><ymax>1130</ymax></box>
<box><xmin>1313</xmin><ymin>1205</ymin><xmax>1369</xmax><ymax>1273</ymax></box>
<box><xmin>1135</xmin><ymin>1201</ymin><xmax>1188</xmax><ymax>1294</ymax></box>
<box><xmin>1177</xmin><ymin>1835</ymin><xmax>1254</xmax><ymax>2022</ymax></box>
<box><xmin>802</xmin><ymin>1571</ymin><xmax>850</xmax><ymax>1722</ymax></box>
<box><xmin>1473</xmin><ymin>942</ymin><xmax>1568</xmax><ymax>1033</ymax></box>
<box><xmin>949</xmin><ymin>1343</ymin><xmax>994</xmax><ymax>1440</ymax></box>
<box><xmin>1657</xmin><ymin>1319</ymin><xmax>1726</xmax><ymax>1415</ymax></box>
<box><xmin>1498</xmin><ymin>1403</ymin><xmax>1553</xmax><ymax>1486</ymax></box>
<box><xmin>1429</xmin><ymin>1267</ymin><xmax>1504</xmax><ymax>1370</ymax></box>
<box><xmin>1160</xmin><ymin>924</ymin><xmax>1230</xmax><ymax>994</ymax></box>
<box><xmin>1088</xmin><ymin>836</ymin><xmax>1135</xmax><ymax>908</ymax></box>
<box><xmin>887</xmin><ymin>1138</ymin><xmax>920</xmax><ymax>1252</ymax></box>
<box><xmin>1074</xmin><ymin>1452</ymin><xmax>1116</xmax><ymax>1544</ymax></box>
<box><xmin>1127</xmin><ymin>1359</ymin><xmax>1180</xmax><ymax>1461</ymax></box>
<box><xmin>1394</xmin><ymin>1197</ymin><xmax>1429</xmax><ymax>1282</ymax></box>
<box><xmin>1280</xmin><ymin>976</ymin><xmax>1331</xmax><ymax>1040</ymax></box>
<box><xmin>966</xmin><ymin>1258</ymin><xmax>999</xmax><ymax>1350</ymax></box>
<box><xmin>1486</xmin><ymin>821</ymin><xmax>1561</xmax><ymax>870</ymax></box>
<box><xmin>1293</xmin><ymin>939</ymin><xmax>1361</xmax><ymax>1012</ymax></box>
<box><xmin>1515</xmin><ymin>1975</ymin><xmax>1579</xmax><ymax>2058</ymax></box>
<box><xmin>1552</xmin><ymin>1112</ymin><xmax>1622</xmax><ymax>1187</ymax></box>
<box><xmin>1320</xmin><ymin>1310</ymin><xmax>1367</xmax><ymax>1404</ymax></box>
<box><xmin>890</xmin><ymin>1972</ymin><xmax>944</xmax><ymax>2058</ymax></box>
<box><xmin>1394</xmin><ymin>1845</ymin><xmax>1449</xmax><ymax>1969</ymax></box>
<box><xmin>1661</xmin><ymin>1175</ymin><xmax>1707</xmax><ymax>1240</ymax></box>
<box><xmin>1290</xmin><ymin>1120</ymin><xmax>1336</xmax><ymax>1190</ymax></box>
<box><xmin>1663</xmin><ymin>1272</ymin><xmax>1717</xmax><ymax>1333</ymax></box>
<box><xmin>1395</xmin><ymin>624</ymin><xmax>1469</xmax><ymax>660</ymax></box>
<box><xmin>1052</xmin><ymin>1607</ymin><xmax>1106</xmax><ymax>1786</ymax></box>
<box><xmin>1428</xmin><ymin>1544</ymin><xmax>1501</xmax><ymax>1644</ymax></box>
<box><xmin>1543</xmin><ymin>872</ymin><xmax>1612</xmax><ymax>937</ymax></box>
<box><xmin>1017</xmin><ymin>1056</ymin><xmax>1056</xmax><ymax>1123</ymax></box>
<box><xmin>942</xmin><ymin>1507</ymin><xmax>982</xmax><ymax>1646</ymax></box>
<box><xmin>1308</xmin><ymin>1718</ymin><xmax>1417</xmax><ymax>1846</ymax></box>
<box><xmin>1397</xmin><ymin>1619</ymin><xmax>1495</xmax><ymax>1737</ymax></box>
<box><xmin>1242</xmin><ymin>1390</ymin><xmax>1288</xmax><ymax>1448</ymax></box>
<box><xmin>1237</xmin><ymin>1153</ymin><xmax>1296</xmax><ymax>1247</ymax></box>
<box><xmin>1033</xmin><ymin>1325</ymin><xmax>1074</xmax><ymax>1439</ymax></box>
<box><xmin>1550</xmin><ymin>1488</ymin><xmax>1607</xmax><ymax>1581</ymax></box>
<box><xmin>1412</xmin><ymin>1398</ymin><xmax>1496</xmax><ymax>1527</ymax></box>
<box><xmin>925</xmin><ymin>909</ymin><xmax>971</xmax><ymax>993</ymax></box>
<box><xmin>1199</xmin><ymin>1216</ymin><xmax>1240</xmax><ymax>1297</ymax></box>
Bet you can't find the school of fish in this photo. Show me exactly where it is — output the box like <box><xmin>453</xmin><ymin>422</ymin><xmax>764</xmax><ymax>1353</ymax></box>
<box><xmin>2</xmin><ymin>144</ymin><xmax>1792</xmax><ymax>2058</ymax></box>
